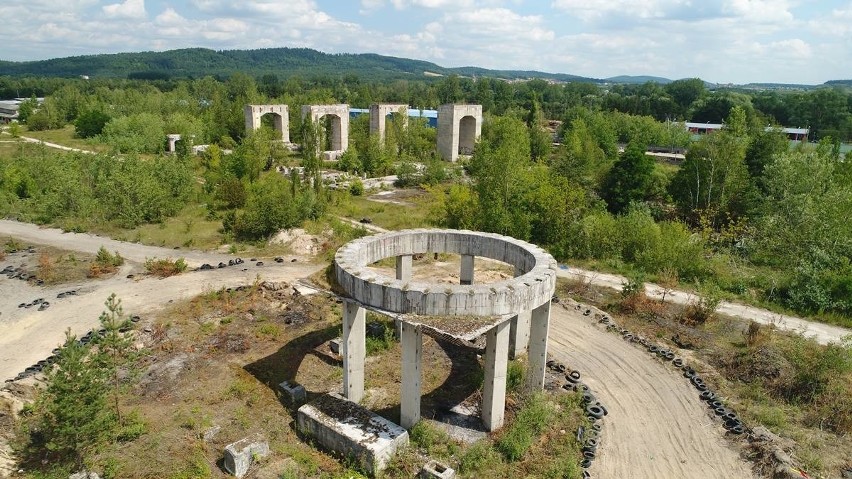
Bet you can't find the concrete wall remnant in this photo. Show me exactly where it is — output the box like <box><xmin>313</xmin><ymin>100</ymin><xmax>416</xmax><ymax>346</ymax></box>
<box><xmin>437</xmin><ymin>104</ymin><xmax>482</xmax><ymax>162</ymax></box>
<box><xmin>244</xmin><ymin>104</ymin><xmax>290</xmax><ymax>142</ymax></box>
<box><xmin>278</xmin><ymin>380</ymin><xmax>307</xmax><ymax>406</ymax></box>
<box><xmin>297</xmin><ymin>393</ymin><xmax>409</xmax><ymax>476</ymax></box>
<box><xmin>166</xmin><ymin>134</ymin><xmax>181</xmax><ymax>153</ymax></box>
<box><xmin>301</xmin><ymin>104</ymin><xmax>349</xmax><ymax>153</ymax></box>
<box><xmin>370</xmin><ymin>104</ymin><xmax>409</xmax><ymax>142</ymax></box>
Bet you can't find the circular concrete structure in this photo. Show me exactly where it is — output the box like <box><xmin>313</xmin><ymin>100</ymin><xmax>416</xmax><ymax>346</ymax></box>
<box><xmin>334</xmin><ymin>229</ymin><xmax>557</xmax><ymax>317</ymax></box>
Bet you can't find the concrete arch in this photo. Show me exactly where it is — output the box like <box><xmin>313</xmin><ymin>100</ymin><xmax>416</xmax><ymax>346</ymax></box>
<box><xmin>244</xmin><ymin>104</ymin><xmax>290</xmax><ymax>142</ymax></box>
<box><xmin>437</xmin><ymin>104</ymin><xmax>483</xmax><ymax>162</ymax></box>
<box><xmin>334</xmin><ymin>229</ymin><xmax>556</xmax><ymax>431</ymax></box>
<box><xmin>370</xmin><ymin>103</ymin><xmax>409</xmax><ymax>142</ymax></box>
<box><xmin>301</xmin><ymin>104</ymin><xmax>349</xmax><ymax>157</ymax></box>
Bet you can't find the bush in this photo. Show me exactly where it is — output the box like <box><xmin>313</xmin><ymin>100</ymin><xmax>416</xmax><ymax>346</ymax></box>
<box><xmin>88</xmin><ymin>247</ymin><xmax>124</xmax><ymax>278</ymax></box>
<box><xmin>144</xmin><ymin>257</ymin><xmax>187</xmax><ymax>277</ymax></box>
<box><xmin>349</xmin><ymin>178</ymin><xmax>364</xmax><ymax>196</ymax></box>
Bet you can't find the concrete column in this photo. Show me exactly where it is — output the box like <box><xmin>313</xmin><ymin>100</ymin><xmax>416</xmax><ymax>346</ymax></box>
<box><xmin>525</xmin><ymin>301</ymin><xmax>551</xmax><ymax>391</ymax></box>
<box><xmin>342</xmin><ymin>301</ymin><xmax>366</xmax><ymax>403</ymax></box>
<box><xmin>400</xmin><ymin>322</ymin><xmax>422</xmax><ymax>429</ymax></box>
<box><xmin>509</xmin><ymin>264</ymin><xmax>530</xmax><ymax>358</ymax></box>
<box><xmin>395</xmin><ymin>254</ymin><xmax>412</xmax><ymax>282</ymax></box>
<box><xmin>482</xmin><ymin>320</ymin><xmax>510</xmax><ymax>431</ymax></box>
<box><xmin>460</xmin><ymin>254</ymin><xmax>474</xmax><ymax>285</ymax></box>
<box><xmin>509</xmin><ymin>310</ymin><xmax>531</xmax><ymax>359</ymax></box>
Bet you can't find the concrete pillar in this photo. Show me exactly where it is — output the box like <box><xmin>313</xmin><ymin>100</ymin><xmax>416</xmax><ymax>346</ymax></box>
<box><xmin>525</xmin><ymin>301</ymin><xmax>551</xmax><ymax>391</ymax></box>
<box><xmin>509</xmin><ymin>310</ymin><xmax>531</xmax><ymax>359</ymax></box>
<box><xmin>395</xmin><ymin>255</ymin><xmax>412</xmax><ymax>282</ymax></box>
<box><xmin>167</xmin><ymin>134</ymin><xmax>181</xmax><ymax>153</ymax></box>
<box><xmin>342</xmin><ymin>300</ymin><xmax>366</xmax><ymax>402</ymax></box>
<box><xmin>509</xmin><ymin>264</ymin><xmax>530</xmax><ymax>358</ymax></box>
<box><xmin>400</xmin><ymin>322</ymin><xmax>422</xmax><ymax>429</ymax></box>
<box><xmin>482</xmin><ymin>320</ymin><xmax>510</xmax><ymax>431</ymax></box>
<box><xmin>460</xmin><ymin>254</ymin><xmax>474</xmax><ymax>285</ymax></box>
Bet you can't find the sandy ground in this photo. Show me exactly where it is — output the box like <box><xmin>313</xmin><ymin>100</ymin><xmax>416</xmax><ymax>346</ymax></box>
<box><xmin>0</xmin><ymin>220</ymin><xmax>326</xmax><ymax>382</ymax></box>
<box><xmin>547</xmin><ymin>303</ymin><xmax>756</xmax><ymax>479</ymax></box>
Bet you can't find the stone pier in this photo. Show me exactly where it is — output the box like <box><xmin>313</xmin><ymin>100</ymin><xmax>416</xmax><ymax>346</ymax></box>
<box><xmin>482</xmin><ymin>320</ymin><xmax>510</xmax><ymax>430</ymax></box>
<box><xmin>400</xmin><ymin>322</ymin><xmax>422</xmax><ymax>429</ymax></box>
<box><xmin>342</xmin><ymin>300</ymin><xmax>365</xmax><ymax>402</ymax></box>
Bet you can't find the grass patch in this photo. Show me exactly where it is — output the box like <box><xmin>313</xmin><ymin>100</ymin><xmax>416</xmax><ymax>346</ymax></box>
<box><xmin>328</xmin><ymin>189</ymin><xmax>434</xmax><ymax>231</ymax></box>
<box><xmin>21</xmin><ymin>125</ymin><xmax>110</xmax><ymax>153</ymax></box>
<box><xmin>495</xmin><ymin>393</ymin><xmax>553</xmax><ymax>461</ymax></box>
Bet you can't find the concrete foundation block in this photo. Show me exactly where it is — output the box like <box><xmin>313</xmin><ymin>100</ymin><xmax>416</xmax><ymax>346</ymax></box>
<box><xmin>223</xmin><ymin>433</ymin><xmax>270</xmax><ymax>478</ymax></box>
<box><xmin>329</xmin><ymin>337</ymin><xmax>341</xmax><ymax>355</ymax></box>
<box><xmin>297</xmin><ymin>393</ymin><xmax>409</xmax><ymax>476</ymax></box>
<box><xmin>419</xmin><ymin>460</ymin><xmax>456</xmax><ymax>478</ymax></box>
<box><xmin>279</xmin><ymin>380</ymin><xmax>307</xmax><ymax>406</ymax></box>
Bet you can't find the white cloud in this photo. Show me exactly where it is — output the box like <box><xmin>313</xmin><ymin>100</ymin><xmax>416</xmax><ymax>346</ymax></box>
<box><xmin>102</xmin><ymin>0</ymin><xmax>147</xmax><ymax>19</ymax></box>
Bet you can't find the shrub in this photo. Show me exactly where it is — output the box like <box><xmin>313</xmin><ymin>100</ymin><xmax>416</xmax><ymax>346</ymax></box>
<box><xmin>144</xmin><ymin>257</ymin><xmax>187</xmax><ymax>277</ymax></box>
<box><xmin>88</xmin><ymin>247</ymin><xmax>124</xmax><ymax>278</ymax></box>
<box><xmin>349</xmin><ymin>178</ymin><xmax>364</xmax><ymax>196</ymax></box>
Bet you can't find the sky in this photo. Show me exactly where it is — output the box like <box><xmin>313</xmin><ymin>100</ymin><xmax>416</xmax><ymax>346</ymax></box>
<box><xmin>0</xmin><ymin>0</ymin><xmax>850</xmax><ymax>85</ymax></box>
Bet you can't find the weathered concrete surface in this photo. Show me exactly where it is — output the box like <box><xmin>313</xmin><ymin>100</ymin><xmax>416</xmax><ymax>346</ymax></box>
<box><xmin>481</xmin><ymin>320</ymin><xmax>510</xmax><ymax>430</ymax></box>
<box><xmin>166</xmin><ymin>133</ymin><xmax>181</xmax><ymax>153</ymax></box>
<box><xmin>400</xmin><ymin>322</ymin><xmax>422</xmax><ymax>429</ymax></box>
<box><xmin>343</xmin><ymin>301</ymin><xmax>366</xmax><ymax>402</ymax></box>
<box><xmin>437</xmin><ymin>104</ymin><xmax>482</xmax><ymax>162</ymax></box>
<box><xmin>244</xmin><ymin>104</ymin><xmax>289</xmax><ymax>142</ymax></box>
<box><xmin>278</xmin><ymin>380</ymin><xmax>307</xmax><ymax>406</ymax></box>
<box><xmin>297</xmin><ymin>393</ymin><xmax>409</xmax><ymax>476</ymax></box>
<box><xmin>419</xmin><ymin>460</ymin><xmax>456</xmax><ymax>478</ymax></box>
<box><xmin>301</xmin><ymin>104</ymin><xmax>349</xmax><ymax>152</ymax></box>
<box><xmin>223</xmin><ymin>433</ymin><xmax>270</xmax><ymax>478</ymax></box>
<box><xmin>334</xmin><ymin>229</ymin><xmax>557</xmax><ymax>317</ymax></box>
<box><xmin>370</xmin><ymin>103</ymin><xmax>408</xmax><ymax>142</ymax></box>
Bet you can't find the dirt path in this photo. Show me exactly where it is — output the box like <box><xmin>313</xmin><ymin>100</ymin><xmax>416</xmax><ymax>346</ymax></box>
<box><xmin>0</xmin><ymin>220</ymin><xmax>234</xmax><ymax>268</ymax></box>
<box><xmin>0</xmin><ymin>219</ymin><xmax>326</xmax><ymax>382</ymax></box>
<box><xmin>547</xmin><ymin>303</ymin><xmax>755</xmax><ymax>479</ymax></box>
<box><xmin>0</xmin><ymin>131</ymin><xmax>96</xmax><ymax>155</ymax></box>
<box><xmin>561</xmin><ymin>266</ymin><xmax>850</xmax><ymax>345</ymax></box>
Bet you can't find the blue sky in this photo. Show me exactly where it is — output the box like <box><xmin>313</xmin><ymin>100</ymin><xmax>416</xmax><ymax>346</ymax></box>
<box><xmin>1</xmin><ymin>0</ymin><xmax>850</xmax><ymax>84</ymax></box>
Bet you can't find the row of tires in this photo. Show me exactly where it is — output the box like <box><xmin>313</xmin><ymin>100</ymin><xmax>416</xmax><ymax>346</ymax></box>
<box><xmin>4</xmin><ymin>315</ymin><xmax>140</xmax><ymax>384</ymax></box>
<box><xmin>582</xmin><ymin>302</ymin><xmax>748</xmax><ymax>437</ymax></box>
<box><xmin>546</xmin><ymin>357</ymin><xmax>604</xmax><ymax>477</ymax></box>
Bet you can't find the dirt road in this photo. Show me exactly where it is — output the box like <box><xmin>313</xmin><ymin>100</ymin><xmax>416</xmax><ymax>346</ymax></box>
<box><xmin>548</xmin><ymin>303</ymin><xmax>755</xmax><ymax>479</ymax></box>
<box><xmin>0</xmin><ymin>220</ymin><xmax>326</xmax><ymax>382</ymax></box>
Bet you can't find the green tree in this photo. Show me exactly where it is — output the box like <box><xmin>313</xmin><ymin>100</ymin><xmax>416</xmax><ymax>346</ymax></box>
<box><xmin>93</xmin><ymin>294</ymin><xmax>136</xmax><ymax>424</ymax></box>
<box><xmin>664</xmin><ymin>78</ymin><xmax>705</xmax><ymax>117</ymax></box>
<box><xmin>669</xmin><ymin>108</ymin><xmax>751</xmax><ymax>225</ymax></box>
<box><xmin>17</xmin><ymin>95</ymin><xmax>38</xmax><ymax>124</ymax></box>
<box><xmin>74</xmin><ymin>110</ymin><xmax>111</xmax><ymax>138</ymax></box>
<box><xmin>601</xmin><ymin>143</ymin><xmax>655</xmax><ymax>214</ymax></box>
<box><xmin>27</xmin><ymin>331</ymin><xmax>114</xmax><ymax>469</ymax></box>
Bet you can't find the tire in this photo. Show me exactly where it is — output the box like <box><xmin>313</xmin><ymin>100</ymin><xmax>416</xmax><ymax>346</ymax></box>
<box><xmin>587</xmin><ymin>405</ymin><xmax>605</xmax><ymax>419</ymax></box>
<box><xmin>567</xmin><ymin>370</ymin><xmax>581</xmax><ymax>383</ymax></box>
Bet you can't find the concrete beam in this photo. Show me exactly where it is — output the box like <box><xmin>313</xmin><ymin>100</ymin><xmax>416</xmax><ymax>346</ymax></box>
<box><xmin>509</xmin><ymin>310</ymin><xmax>531</xmax><ymax>359</ymax></box>
<box><xmin>343</xmin><ymin>301</ymin><xmax>365</xmax><ymax>402</ymax></box>
<box><xmin>396</xmin><ymin>254</ymin><xmax>412</xmax><ymax>282</ymax></box>
<box><xmin>525</xmin><ymin>301</ymin><xmax>551</xmax><ymax>391</ymax></box>
<box><xmin>482</xmin><ymin>320</ymin><xmax>510</xmax><ymax>431</ymax></box>
<box><xmin>460</xmin><ymin>254</ymin><xmax>474</xmax><ymax>286</ymax></box>
<box><xmin>400</xmin><ymin>322</ymin><xmax>422</xmax><ymax>429</ymax></box>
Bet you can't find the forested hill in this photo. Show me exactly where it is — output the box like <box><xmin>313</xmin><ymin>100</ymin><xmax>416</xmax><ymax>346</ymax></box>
<box><xmin>0</xmin><ymin>47</ymin><xmax>601</xmax><ymax>83</ymax></box>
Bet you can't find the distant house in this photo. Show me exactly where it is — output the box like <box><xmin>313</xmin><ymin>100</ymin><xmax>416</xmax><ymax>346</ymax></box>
<box><xmin>0</xmin><ymin>100</ymin><xmax>20</xmax><ymax>124</ymax></box>
<box><xmin>685</xmin><ymin>122</ymin><xmax>809</xmax><ymax>141</ymax></box>
<box><xmin>0</xmin><ymin>97</ymin><xmax>46</xmax><ymax>124</ymax></box>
